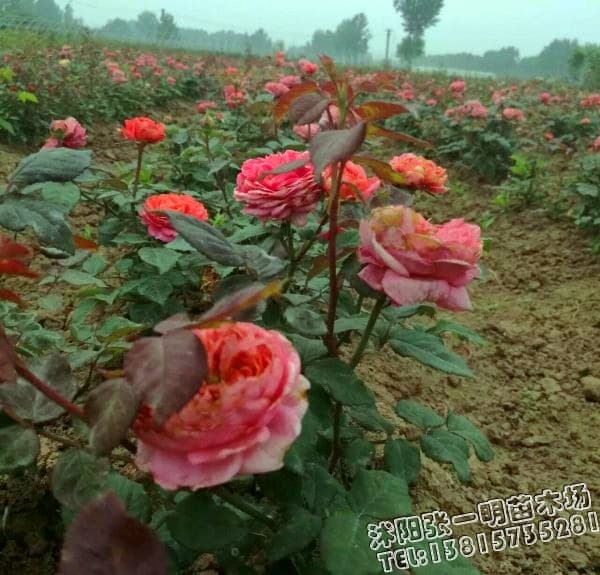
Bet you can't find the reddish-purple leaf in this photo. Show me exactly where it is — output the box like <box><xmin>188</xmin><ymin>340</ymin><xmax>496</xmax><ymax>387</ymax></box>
<box><xmin>124</xmin><ymin>331</ymin><xmax>207</xmax><ymax>425</ymax></box>
<box><xmin>153</xmin><ymin>312</ymin><xmax>192</xmax><ymax>335</ymax></box>
<box><xmin>352</xmin><ymin>155</ymin><xmax>408</xmax><ymax>186</ymax></box>
<box><xmin>274</xmin><ymin>81</ymin><xmax>318</xmax><ymax>121</ymax></box>
<box><xmin>74</xmin><ymin>234</ymin><xmax>98</xmax><ymax>251</ymax></box>
<box><xmin>0</xmin><ymin>236</ymin><xmax>32</xmax><ymax>259</ymax></box>
<box><xmin>356</xmin><ymin>101</ymin><xmax>409</xmax><ymax>122</ymax></box>
<box><xmin>309</xmin><ymin>122</ymin><xmax>367</xmax><ymax>183</ymax></box>
<box><xmin>0</xmin><ymin>258</ymin><xmax>39</xmax><ymax>278</ymax></box>
<box><xmin>197</xmin><ymin>281</ymin><xmax>283</xmax><ymax>326</ymax></box>
<box><xmin>84</xmin><ymin>379</ymin><xmax>140</xmax><ymax>455</ymax></box>
<box><xmin>0</xmin><ymin>289</ymin><xmax>23</xmax><ymax>306</ymax></box>
<box><xmin>366</xmin><ymin>124</ymin><xmax>433</xmax><ymax>149</ymax></box>
<box><xmin>288</xmin><ymin>92</ymin><xmax>330</xmax><ymax>125</ymax></box>
<box><xmin>263</xmin><ymin>156</ymin><xmax>309</xmax><ymax>176</ymax></box>
<box><xmin>59</xmin><ymin>492</ymin><xmax>168</xmax><ymax>575</ymax></box>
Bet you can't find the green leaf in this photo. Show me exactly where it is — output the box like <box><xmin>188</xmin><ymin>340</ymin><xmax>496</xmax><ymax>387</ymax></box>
<box><xmin>334</xmin><ymin>315</ymin><xmax>369</xmax><ymax>333</ymax></box>
<box><xmin>348</xmin><ymin>469</ymin><xmax>411</xmax><ymax>519</ymax></box>
<box><xmin>0</xmin><ymin>426</ymin><xmax>39</xmax><ymax>472</ymax></box>
<box><xmin>343</xmin><ymin>438</ymin><xmax>374</xmax><ymax>477</ymax></box>
<box><xmin>167</xmin><ymin>212</ymin><xmax>244</xmax><ymax>267</ymax></box>
<box><xmin>0</xmin><ymin>198</ymin><xmax>74</xmax><ymax>254</ymax></box>
<box><xmin>0</xmin><ymin>355</ymin><xmax>77</xmax><ymax>423</ymax></box>
<box><xmin>241</xmin><ymin>245</ymin><xmax>286</xmax><ymax>280</ymax></box>
<box><xmin>9</xmin><ymin>148</ymin><xmax>92</xmax><ymax>187</ymax></box>
<box><xmin>302</xmin><ymin>463</ymin><xmax>349</xmax><ymax>516</ymax></box>
<box><xmin>17</xmin><ymin>90</ymin><xmax>38</xmax><ymax>103</ymax></box>
<box><xmin>285</xmin><ymin>306</ymin><xmax>327</xmax><ymax>336</ymax></box>
<box><xmin>167</xmin><ymin>492</ymin><xmax>248</xmax><ymax>552</ymax></box>
<box><xmin>305</xmin><ymin>358</ymin><xmax>375</xmax><ymax>408</ymax></box>
<box><xmin>266</xmin><ymin>506</ymin><xmax>322</xmax><ymax>562</ymax></box>
<box><xmin>39</xmin><ymin>294</ymin><xmax>63</xmax><ymax>312</ymax></box>
<box><xmin>51</xmin><ymin>449</ymin><xmax>110</xmax><ymax>509</ymax></box>
<box><xmin>349</xmin><ymin>405</ymin><xmax>394</xmax><ymax>433</ymax></box>
<box><xmin>139</xmin><ymin>247</ymin><xmax>181</xmax><ymax>274</ymax></box>
<box><xmin>82</xmin><ymin>254</ymin><xmax>108</xmax><ymax>275</ymax></box>
<box><xmin>286</xmin><ymin>334</ymin><xmax>328</xmax><ymax>366</ymax></box>
<box><xmin>384</xmin><ymin>438</ymin><xmax>421</xmax><ymax>485</ymax></box>
<box><xmin>429</xmin><ymin>320</ymin><xmax>487</xmax><ymax>346</ymax></box>
<box><xmin>60</xmin><ymin>269</ymin><xmax>107</xmax><ymax>288</ymax></box>
<box><xmin>97</xmin><ymin>316</ymin><xmax>141</xmax><ymax>340</ymax></box>
<box><xmin>321</xmin><ymin>511</ymin><xmax>379</xmax><ymax>575</ymax></box>
<box><xmin>134</xmin><ymin>277</ymin><xmax>173</xmax><ymax>305</ymax></box>
<box><xmin>395</xmin><ymin>399</ymin><xmax>445</xmax><ymax>429</ymax></box>
<box><xmin>446</xmin><ymin>412</ymin><xmax>494</xmax><ymax>462</ymax></box>
<box><xmin>105</xmin><ymin>472</ymin><xmax>152</xmax><ymax>522</ymax></box>
<box><xmin>389</xmin><ymin>328</ymin><xmax>473</xmax><ymax>377</ymax></box>
<box><xmin>22</xmin><ymin>182</ymin><xmax>81</xmax><ymax>213</ymax></box>
<box><xmin>420</xmin><ymin>429</ymin><xmax>471</xmax><ymax>483</ymax></box>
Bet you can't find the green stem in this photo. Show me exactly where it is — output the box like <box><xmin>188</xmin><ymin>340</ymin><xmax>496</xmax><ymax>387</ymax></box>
<box><xmin>324</xmin><ymin>161</ymin><xmax>345</xmax><ymax>357</ymax></box>
<box><xmin>329</xmin><ymin>402</ymin><xmax>343</xmax><ymax>473</ymax></box>
<box><xmin>214</xmin><ymin>487</ymin><xmax>277</xmax><ymax>529</ymax></box>
<box><xmin>131</xmin><ymin>143</ymin><xmax>145</xmax><ymax>218</ymax></box>
<box><xmin>349</xmin><ymin>298</ymin><xmax>386</xmax><ymax>369</ymax></box>
<box><xmin>294</xmin><ymin>212</ymin><xmax>329</xmax><ymax>264</ymax></box>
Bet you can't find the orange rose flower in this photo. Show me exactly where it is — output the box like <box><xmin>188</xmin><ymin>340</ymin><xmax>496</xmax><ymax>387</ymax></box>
<box><xmin>121</xmin><ymin>116</ymin><xmax>166</xmax><ymax>144</ymax></box>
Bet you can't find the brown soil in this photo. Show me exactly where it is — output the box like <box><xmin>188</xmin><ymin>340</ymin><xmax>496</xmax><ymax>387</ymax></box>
<box><xmin>358</xmin><ymin>188</ymin><xmax>600</xmax><ymax>575</ymax></box>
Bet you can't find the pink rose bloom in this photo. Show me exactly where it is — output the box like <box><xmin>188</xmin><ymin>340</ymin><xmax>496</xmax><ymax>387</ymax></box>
<box><xmin>389</xmin><ymin>153</ymin><xmax>448</xmax><ymax>194</ymax></box>
<box><xmin>234</xmin><ymin>150</ymin><xmax>321</xmax><ymax>226</ymax></box>
<box><xmin>581</xmin><ymin>94</ymin><xmax>600</xmax><ymax>109</ymax></box>
<box><xmin>581</xmin><ymin>117</ymin><xmax>591</xmax><ymax>125</ymax></box>
<box><xmin>166</xmin><ymin>76</ymin><xmax>176</xmax><ymax>86</ymax></box>
<box><xmin>539</xmin><ymin>92</ymin><xmax>551</xmax><ymax>105</ymax></box>
<box><xmin>502</xmin><ymin>108</ymin><xmax>525</xmax><ymax>122</ymax></box>
<box><xmin>298</xmin><ymin>59</ymin><xmax>318</xmax><ymax>75</ymax></box>
<box><xmin>42</xmin><ymin>117</ymin><xmax>87</xmax><ymax>150</ymax></box>
<box><xmin>133</xmin><ymin>323</ymin><xmax>309</xmax><ymax>490</ymax></box>
<box><xmin>225</xmin><ymin>66</ymin><xmax>238</xmax><ymax>75</ymax></box>
<box><xmin>450</xmin><ymin>80</ymin><xmax>466</xmax><ymax>95</ymax></box>
<box><xmin>197</xmin><ymin>100</ymin><xmax>218</xmax><ymax>113</ymax></box>
<box><xmin>264</xmin><ymin>81</ymin><xmax>290</xmax><ymax>97</ymax></box>
<box><xmin>322</xmin><ymin>161</ymin><xmax>380</xmax><ymax>202</ymax></box>
<box><xmin>140</xmin><ymin>193</ymin><xmax>209</xmax><ymax>243</ymax></box>
<box><xmin>358</xmin><ymin>206</ymin><xmax>482</xmax><ymax>311</ymax></box>
<box><xmin>492</xmin><ymin>89</ymin><xmax>507</xmax><ymax>106</ymax></box>
<box><xmin>293</xmin><ymin>123</ymin><xmax>320</xmax><ymax>141</ymax></box>
<box><xmin>279</xmin><ymin>75</ymin><xmax>301</xmax><ymax>88</ymax></box>
<box><xmin>224</xmin><ymin>84</ymin><xmax>246</xmax><ymax>109</ymax></box>
<box><xmin>592</xmin><ymin>136</ymin><xmax>600</xmax><ymax>152</ymax></box>
<box><xmin>274</xmin><ymin>51</ymin><xmax>286</xmax><ymax>66</ymax></box>
<box><xmin>426</xmin><ymin>98</ymin><xmax>437</xmax><ymax>106</ymax></box>
<box><xmin>396</xmin><ymin>88</ymin><xmax>415</xmax><ymax>101</ymax></box>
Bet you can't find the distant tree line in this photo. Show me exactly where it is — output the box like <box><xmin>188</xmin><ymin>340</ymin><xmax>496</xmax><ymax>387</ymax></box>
<box><xmin>286</xmin><ymin>13</ymin><xmax>372</xmax><ymax>65</ymax></box>
<box><xmin>0</xmin><ymin>0</ymin><xmax>80</xmax><ymax>27</ymax></box>
<box><xmin>412</xmin><ymin>39</ymin><xmax>582</xmax><ymax>80</ymax></box>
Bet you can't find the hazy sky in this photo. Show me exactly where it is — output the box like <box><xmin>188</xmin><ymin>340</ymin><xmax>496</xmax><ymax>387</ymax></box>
<box><xmin>57</xmin><ymin>0</ymin><xmax>600</xmax><ymax>57</ymax></box>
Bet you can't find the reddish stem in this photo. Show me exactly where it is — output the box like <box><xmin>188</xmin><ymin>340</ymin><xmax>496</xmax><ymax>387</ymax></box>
<box><xmin>15</xmin><ymin>362</ymin><xmax>85</xmax><ymax>420</ymax></box>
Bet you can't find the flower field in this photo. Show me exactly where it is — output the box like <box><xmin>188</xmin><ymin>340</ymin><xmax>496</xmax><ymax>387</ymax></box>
<box><xmin>0</xmin><ymin>42</ymin><xmax>599</xmax><ymax>575</ymax></box>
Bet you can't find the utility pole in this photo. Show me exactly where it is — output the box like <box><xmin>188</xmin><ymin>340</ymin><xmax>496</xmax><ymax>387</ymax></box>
<box><xmin>384</xmin><ymin>28</ymin><xmax>391</xmax><ymax>68</ymax></box>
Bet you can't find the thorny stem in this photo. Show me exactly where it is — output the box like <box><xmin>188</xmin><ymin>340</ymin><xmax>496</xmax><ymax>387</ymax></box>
<box><xmin>349</xmin><ymin>297</ymin><xmax>386</xmax><ymax>369</ymax></box>
<box><xmin>214</xmin><ymin>487</ymin><xmax>277</xmax><ymax>530</ymax></box>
